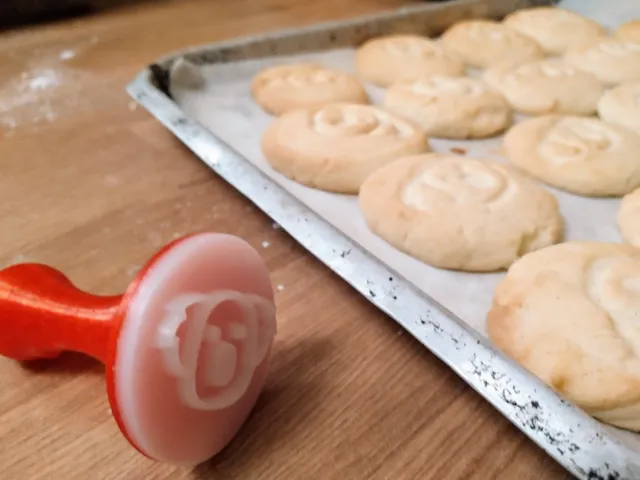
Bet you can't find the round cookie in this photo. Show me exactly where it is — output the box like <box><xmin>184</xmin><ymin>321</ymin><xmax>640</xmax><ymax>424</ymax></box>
<box><xmin>359</xmin><ymin>153</ymin><xmax>563</xmax><ymax>272</ymax></box>
<box><xmin>503</xmin><ymin>7</ymin><xmax>606</xmax><ymax>55</ymax></box>
<box><xmin>440</xmin><ymin>19</ymin><xmax>543</xmax><ymax>69</ymax></box>
<box><xmin>597</xmin><ymin>81</ymin><xmax>640</xmax><ymax>134</ymax></box>
<box><xmin>261</xmin><ymin>103</ymin><xmax>429</xmax><ymax>194</ymax></box>
<box><xmin>503</xmin><ymin>115</ymin><xmax>640</xmax><ymax>197</ymax></box>
<box><xmin>565</xmin><ymin>38</ymin><xmax>640</xmax><ymax>86</ymax></box>
<box><xmin>383</xmin><ymin>75</ymin><xmax>511</xmax><ymax>139</ymax></box>
<box><xmin>251</xmin><ymin>63</ymin><xmax>369</xmax><ymax>116</ymax></box>
<box><xmin>355</xmin><ymin>35</ymin><xmax>465</xmax><ymax>87</ymax></box>
<box><xmin>482</xmin><ymin>59</ymin><xmax>604</xmax><ymax>116</ymax></box>
<box><xmin>618</xmin><ymin>188</ymin><xmax>640</xmax><ymax>247</ymax></box>
<box><xmin>487</xmin><ymin>241</ymin><xmax>640</xmax><ymax>431</ymax></box>
<box><xmin>615</xmin><ymin>19</ymin><xmax>640</xmax><ymax>44</ymax></box>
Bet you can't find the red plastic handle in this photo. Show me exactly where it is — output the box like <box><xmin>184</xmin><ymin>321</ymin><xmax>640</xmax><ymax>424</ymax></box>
<box><xmin>0</xmin><ymin>233</ymin><xmax>279</xmax><ymax>466</ymax></box>
<box><xmin>0</xmin><ymin>263</ymin><xmax>122</xmax><ymax>363</ymax></box>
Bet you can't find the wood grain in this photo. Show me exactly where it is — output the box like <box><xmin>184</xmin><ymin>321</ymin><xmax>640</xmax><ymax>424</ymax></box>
<box><xmin>0</xmin><ymin>0</ymin><xmax>571</xmax><ymax>478</ymax></box>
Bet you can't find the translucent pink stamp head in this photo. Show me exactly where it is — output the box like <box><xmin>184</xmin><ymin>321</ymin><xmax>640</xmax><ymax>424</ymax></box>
<box><xmin>0</xmin><ymin>233</ymin><xmax>277</xmax><ymax>465</ymax></box>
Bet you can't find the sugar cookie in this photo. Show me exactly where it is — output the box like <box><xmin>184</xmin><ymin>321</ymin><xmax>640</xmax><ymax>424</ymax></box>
<box><xmin>618</xmin><ymin>188</ymin><xmax>640</xmax><ymax>247</ymax></box>
<box><xmin>359</xmin><ymin>154</ymin><xmax>562</xmax><ymax>272</ymax></box>
<box><xmin>440</xmin><ymin>20</ymin><xmax>543</xmax><ymax>69</ymax></box>
<box><xmin>503</xmin><ymin>7</ymin><xmax>606</xmax><ymax>55</ymax></box>
<box><xmin>355</xmin><ymin>35</ymin><xmax>465</xmax><ymax>87</ymax></box>
<box><xmin>482</xmin><ymin>59</ymin><xmax>604</xmax><ymax>115</ymax></box>
<box><xmin>615</xmin><ymin>19</ymin><xmax>640</xmax><ymax>44</ymax></box>
<box><xmin>261</xmin><ymin>103</ymin><xmax>429</xmax><ymax>194</ymax></box>
<box><xmin>597</xmin><ymin>81</ymin><xmax>640</xmax><ymax>135</ymax></box>
<box><xmin>383</xmin><ymin>76</ymin><xmax>511</xmax><ymax>139</ymax></box>
<box><xmin>565</xmin><ymin>38</ymin><xmax>640</xmax><ymax>86</ymax></box>
<box><xmin>503</xmin><ymin>115</ymin><xmax>640</xmax><ymax>197</ymax></box>
<box><xmin>251</xmin><ymin>63</ymin><xmax>368</xmax><ymax>116</ymax></box>
<box><xmin>487</xmin><ymin>241</ymin><xmax>640</xmax><ymax>431</ymax></box>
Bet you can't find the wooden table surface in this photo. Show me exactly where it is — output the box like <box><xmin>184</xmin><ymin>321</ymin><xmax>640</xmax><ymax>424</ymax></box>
<box><xmin>0</xmin><ymin>1</ymin><xmax>571</xmax><ymax>478</ymax></box>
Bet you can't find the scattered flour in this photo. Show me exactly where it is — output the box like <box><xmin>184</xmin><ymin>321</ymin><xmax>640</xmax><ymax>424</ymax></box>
<box><xmin>59</xmin><ymin>49</ymin><xmax>76</xmax><ymax>61</ymax></box>
<box><xmin>0</xmin><ymin>67</ymin><xmax>64</xmax><ymax>130</ymax></box>
<box><xmin>1</xmin><ymin>41</ymin><xmax>95</xmax><ymax>132</ymax></box>
<box><xmin>27</xmin><ymin>69</ymin><xmax>60</xmax><ymax>90</ymax></box>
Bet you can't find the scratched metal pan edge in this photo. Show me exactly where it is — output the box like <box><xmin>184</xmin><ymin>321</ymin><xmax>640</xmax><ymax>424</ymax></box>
<box><xmin>142</xmin><ymin>0</ymin><xmax>559</xmax><ymax>72</ymax></box>
<box><xmin>145</xmin><ymin>0</ymin><xmax>483</xmax><ymax>77</ymax></box>
<box><xmin>126</xmin><ymin>1</ymin><xmax>638</xmax><ymax>479</ymax></box>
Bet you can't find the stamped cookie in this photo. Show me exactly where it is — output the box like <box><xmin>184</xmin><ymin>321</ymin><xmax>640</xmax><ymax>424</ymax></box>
<box><xmin>261</xmin><ymin>103</ymin><xmax>429</xmax><ymax>194</ymax></box>
<box><xmin>503</xmin><ymin>7</ymin><xmax>606</xmax><ymax>55</ymax></box>
<box><xmin>440</xmin><ymin>20</ymin><xmax>543</xmax><ymax>69</ymax></box>
<box><xmin>615</xmin><ymin>19</ymin><xmax>640</xmax><ymax>44</ymax></box>
<box><xmin>503</xmin><ymin>115</ymin><xmax>640</xmax><ymax>197</ymax></box>
<box><xmin>487</xmin><ymin>241</ymin><xmax>640</xmax><ymax>431</ymax></box>
<box><xmin>565</xmin><ymin>38</ymin><xmax>640</xmax><ymax>86</ymax></box>
<box><xmin>597</xmin><ymin>81</ymin><xmax>640</xmax><ymax>135</ymax></box>
<box><xmin>383</xmin><ymin>75</ymin><xmax>511</xmax><ymax>139</ymax></box>
<box><xmin>618</xmin><ymin>188</ymin><xmax>640</xmax><ymax>248</ymax></box>
<box><xmin>251</xmin><ymin>63</ymin><xmax>369</xmax><ymax>116</ymax></box>
<box><xmin>359</xmin><ymin>154</ymin><xmax>562</xmax><ymax>272</ymax></box>
<box><xmin>482</xmin><ymin>59</ymin><xmax>604</xmax><ymax>115</ymax></box>
<box><xmin>355</xmin><ymin>35</ymin><xmax>465</xmax><ymax>87</ymax></box>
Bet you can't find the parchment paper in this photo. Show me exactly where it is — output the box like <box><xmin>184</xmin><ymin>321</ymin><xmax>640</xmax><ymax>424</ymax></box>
<box><xmin>172</xmin><ymin>57</ymin><xmax>626</xmax><ymax>334</ymax></box>
<box><xmin>169</xmin><ymin>0</ymin><xmax>640</xmax><ymax>457</ymax></box>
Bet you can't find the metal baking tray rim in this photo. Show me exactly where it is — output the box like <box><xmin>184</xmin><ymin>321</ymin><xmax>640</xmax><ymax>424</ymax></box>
<box><xmin>147</xmin><ymin>0</ymin><xmax>481</xmax><ymax>71</ymax></box>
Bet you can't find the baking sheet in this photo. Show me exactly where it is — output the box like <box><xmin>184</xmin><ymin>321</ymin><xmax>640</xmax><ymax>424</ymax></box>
<box><xmin>169</xmin><ymin>0</ymin><xmax>640</xmax><ymax>466</ymax></box>
<box><xmin>127</xmin><ymin>1</ymin><xmax>640</xmax><ymax>477</ymax></box>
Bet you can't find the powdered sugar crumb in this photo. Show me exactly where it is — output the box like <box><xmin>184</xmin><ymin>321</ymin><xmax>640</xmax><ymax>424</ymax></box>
<box><xmin>277</xmin><ymin>284</ymin><xmax>285</xmax><ymax>291</ymax></box>
<box><xmin>261</xmin><ymin>241</ymin><xmax>270</xmax><ymax>248</ymax></box>
<box><xmin>271</xmin><ymin>222</ymin><xmax>281</xmax><ymax>230</ymax></box>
